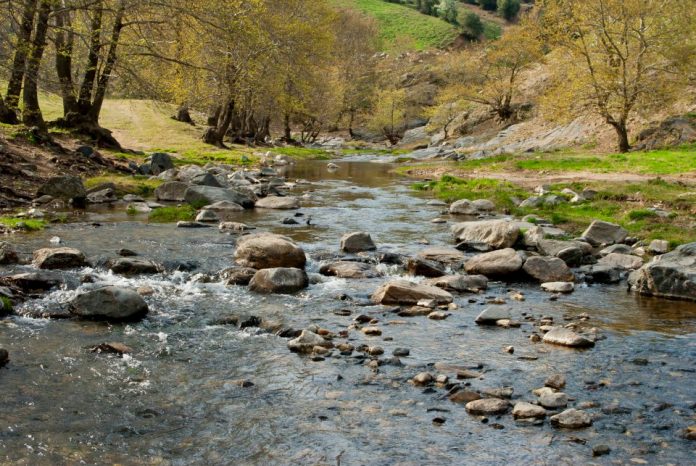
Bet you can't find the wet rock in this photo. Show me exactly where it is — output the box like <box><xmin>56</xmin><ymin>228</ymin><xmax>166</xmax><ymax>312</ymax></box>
<box><xmin>580</xmin><ymin>265</ymin><xmax>623</xmax><ymax>284</ymax></box>
<box><xmin>449</xmin><ymin>390</ymin><xmax>481</xmax><ymax>404</ymax></box>
<box><xmin>393</xmin><ymin>348</ymin><xmax>410</xmax><ymax>357</ymax></box>
<box><xmin>220</xmin><ymin>266</ymin><xmax>259</xmax><ymax>286</ymax></box>
<box><xmin>648</xmin><ymin>239</ymin><xmax>669</xmax><ymax>255</ymax></box>
<box><xmin>195</xmin><ymin>210</ymin><xmax>219</xmax><ymax>223</ymax></box>
<box><xmin>549</xmin><ymin>409</ymin><xmax>593</xmax><ymax>428</ymax></box>
<box><xmin>203</xmin><ymin>201</ymin><xmax>244</xmax><ymax>221</ymax></box>
<box><xmin>70</xmin><ymin>286</ymin><xmax>149</xmax><ymax>321</ymax></box>
<box><xmin>249</xmin><ymin>267</ymin><xmax>308</xmax><ymax>294</ymax></box>
<box><xmin>287</xmin><ymin>330</ymin><xmax>331</xmax><ymax>354</ymax></box>
<box><xmin>545</xmin><ymin>374</ymin><xmax>566</xmax><ymax>390</ymax></box>
<box><xmin>340</xmin><ymin>232</ymin><xmax>376</xmax><ymax>253</ymax></box>
<box><xmin>542</xmin><ymin>328</ymin><xmax>595</xmax><ymax>348</ymax></box>
<box><xmin>541</xmin><ymin>282</ymin><xmax>574</xmax><ymax>293</ymax></box>
<box><xmin>539</xmin><ymin>392</ymin><xmax>569</xmax><ymax>408</ymax></box>
<box><xmin>4</xmin><ymin>271</ymin><xmax>63</xmax><ymax>291</ymax></box>
<box><xmin>513</xmin><ymin>402</ymin><xmax>547</xmax><ymax>419</ymax></box>
<box><xmin>362</xmin><ymin>326</ymin><xmax>382</xmax><ymax>336</ymax></box>
<box><xmin>475</xmin><ymin>306</ymin><xmax>511</xmax><ymax>325</ymax></box>
<box><xmin>255</xmin><ymin>196</ymin><xmax>299</xmax><ymax>210</ymax></box>
<box><xmin>235</xmin><ymin>233</ymin><xmax>306</xmax><ymax>270</ymax></box>
<box><xmin>523</xmin><ymin>256</ymin><xmax>574</xmax><ymax>283</ymax></box>
<box><xmin>424</xmin><ymin>274</ymin><xmax>488</xmax><ymax>293</ymax></box>
<box><xmin>451</xmin><ymin>220</ymin><xmax>520</xmax><ymax>250</ymax></box>
<box><xmin>176</xmin><ymin>221</ymin><xmax>210</xmax><ymax>228</ymax></box>
<box><xmin>412</xmin><ymin>372</ymin><xmax>434</xmax><ymax>386</ymax></box>
<box><xmin>107</xmin><ymin>257</ymin><xmax>161</xmax><ymax>276</ymax></box>
<box><xmin>597</xmin><ymin>253</ymin><xmax>643</xmax><ymax>270</ymax></box>
<box><xmin>33</xmin><ymin>247</ymin><xmax>87</xmax><ymax>270</ymax></box>
<box><xmin>90</xmin><ymin>342</ymin><xmax>133</xmax><ymax>355</ymax></box>
<box><xmin>428</xmin><ymin>311</ymin><xmax>449</xmax><ymax>320</ymax></box>
<box><xmin>417</xmin><ymin>247</ymin><xmax>466</xmax><ymax>264</ymax></box>
<box><xmin>582</xmin><ymin>220</ymin><xmax>628</xmax><ymax>246</ymax></box>
<box><xmin>465</xmin><ymin>398</ymin><xmax>510</xmax><ymax>415</ymax></box>
<box><xmin>154</xmin><ymin>181</ymin><xmax>189</xmax><ymax>202</ymax></box>
<box><xmin>455</xmin><ymin>241</ymin><xmax>492</xmax><ymax>253</ymax></box>
<box><xmin>592</xmin><ymin>444</ymin><xmax>611</xmax><ymax>457</ymax></box>
<box><xmin>184</xmin><ymin>185</ymin><xmax>254</xmax><ymax>209</ymax></box>
<box><xmin>366</xmin><ymin>346</ymin><xmax>384</xmax><ymax>356</ymax></box>
<box><xmin>464</xmin><ymin>248</ymin><xmax>523</xmax><ymax>277</ymax></box>
<box><xmin>683</xmin><ymin>425</ymin><xmax>696</xmax><ymax>441</ymax></box>
<box><xmin>371</xmin><ymin>279</ymin><xmax>453</xmax><ymax>305</ymax></box>
<box><xmin>117</xmin><ymin>248</ymin><xmax>138</xmax><ymax>257</ymax></box>
<box><xmin>0</xmin><ymin>242</ymin><xmax>19</xmax><ymax>265</ymax></box>
<box><xmin>407</xmin><ymin>257</ymin><xmax>446</xmax><ymax>278</ymax></box>
<box><xmin>319</xmin><ymin>261</ymin><xmax>379</xmax><ymax>279</ymax></box>
<box><xmin>482</xmin><ymin>387</ymin><xmax>514</xmax><ymax>399</ymax></box>
<box><xmin>629</xmin><ymin>242</ymin><xmax>696</xmax><ymax>301</ymax></box>
<box><xmin>37</xmin><ymin>176</ymin><xmax>86</xmax><ymax>206</ymax></box>
<box><xmin>219</xmin><ymin>222</ymin><xmax>254</xmax><ymax>233</ymax></box>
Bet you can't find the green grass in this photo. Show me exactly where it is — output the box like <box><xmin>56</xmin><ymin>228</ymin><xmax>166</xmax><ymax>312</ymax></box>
<box><xmin>0</xmin><ymin>217</ymin><xmax>46</xmax><ymax>231</ymax></box>
<box><xmin>449</xmin><ymin>144</ymin><xmax>696</xmax><ymax>175</ymax></box>
<box><xmin>148</xmin><ymin>205</ymin><xmax>196</xmax><ymax>223</ymax></box>
<box><xmin>414</xmin><ymin>175</ymin><xmax>696</xmax><ymax>245</ymax></box>
<box><xmin>1</xmin><ymin>296</ymin><xmax>12</xmax><ymax>313</ymax></box>
<box><xmin>174</xmin><ymin>148</ymin><xmax>258</xmax><ymax>166</ymax></box>
<box><xmin>272</xmin><ymin>146</ymin><xmax>333</xmax><ymax>160</ymax></box>
<box><xmin>85</xmin><ymin>175</ymin><xmax>163</xmax><ymax>197</ymax></box>
<box><xmin>334</xmin><ymin>0</ymin><xmax>459</xmax><ymax>51</ymax></box>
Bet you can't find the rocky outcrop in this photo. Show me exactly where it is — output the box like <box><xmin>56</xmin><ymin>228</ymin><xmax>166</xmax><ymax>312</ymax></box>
<box><xmin>629</xmin><ymin>242</ymin><xmax>696</xmax><ymax>301</ymax></box>
<box><xmin>582</xmin><ymin>220</ymin><xmax>628</xmax><ymax>246</ymax></box>
<box><xmin>451</xmin><ymin>220</ymin><xmax>519</xmax><ymax>250</ymax></box>
<box><xmin>319</xmin><ymin>261</ymin><xmax>379</xmax><ymax>279</ymax></box>
<box><xmin>70</xmin><ymin>286</ymin><xmax>149</xmax><ymax>321</ymax></box>
<box><xmin>340</xmin><ymin>232</ymin><xmax>376</xmax><ymax>253</ymax></box>
<box><xmin>249</xmin><ymin>267</ymin><xmax>309</xmax><ymax>294</ymax></box>
<box><xmin>234</xmin><ymin>233</ymin><xmax>306</xmax><ymax>270</ymax></box>
<box><xmin>464</xmin><ymin>248</ymin><xmax>523</xmax><ymax>277</ymax></box>
<box><xmin>523</xmin><ymin>256</ymin><xmax>574</xmax><ymax>283</ymax></box>
<box><xmin>33</xmin><ymin>248</ymin><xmax>87</xmax><ymax>270</ymax></box>
<box><xmin>255</xmin><ymin>196</ymin><xmax>300</xmax><ymax>209</ymax></box>
<box><xmin>372</xmin><ymin>279</ymin><xmax>453</xmax><ymax>305</ymax></box>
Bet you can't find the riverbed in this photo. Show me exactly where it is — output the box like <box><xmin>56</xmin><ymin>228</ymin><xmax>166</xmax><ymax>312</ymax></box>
<box><xmin>1</xmin><ymin>159</ymin><xmax>695</xmax><ymax>465</ymax></box>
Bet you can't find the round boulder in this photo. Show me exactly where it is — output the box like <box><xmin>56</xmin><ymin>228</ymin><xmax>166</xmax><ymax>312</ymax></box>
<box><xmin>234</xmin><ymin>233</ymin><xmax>306</xmax><ymax>270</ymax></box>
<box><xmin>523</xmin><ymin>256</ymin><xmax>575</xmax><ymax>283</ymax></box>
<box><xmin>340</xmin><ymin>232</ymin><xmax>376</xmax><ymax>253</ymax></box>
<box><xmin>249</xmin><ymin>267</ymin><xmax>309</xmax><ymax>294</ymax></box>
<box><xmin>33</xmin><ymin>247</ymin><xmax>87</xmax><ymax>270</ymax></box>
<box><xmin>70</xmin><ymin>286</ymin><xmax>149</xmax><ymax>321</ymax></box>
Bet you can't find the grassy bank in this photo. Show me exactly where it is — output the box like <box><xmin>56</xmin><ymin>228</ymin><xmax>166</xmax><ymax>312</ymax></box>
<box><xmin>0</xmin><ymin>217</ymin><xmax>47</xmax><ymax>231</ymax></box>
<box><xmin>414</xmin><ymin>175</ymin><xmax>696</xmax><ymax>245</ymax></box>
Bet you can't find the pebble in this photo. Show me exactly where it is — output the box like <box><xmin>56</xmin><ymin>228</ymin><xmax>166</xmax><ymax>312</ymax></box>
<box><xmin>393</xmin><ymin>348</ymin><xmax>410</xmax><ymax>357</ymax></box>
<box><xmin>362</xmin><ymin>326</ymin><xmax>382</xmax><ymax>336</ymax></box>
<box><xmin>366</xmin><ymin>346</ymin><xmax>384</xmax><ymax>356</ymax></box>
<box><xmin>413</xmin><ymin>372</ymin><xmax>434</xmax><ymax>386</ymax></box>
<box><xmin>592</xmin><ymin>444</ymin><xmax>611</xmax><ymax>457</ymax></box>
<box><xmin>428</xmin><ymin>311</ymin><xmax>448</xmax><ymax>320</ymax></box>
<box><xmin>503</xmin><ymin>346</ymin><xmax>514</xmax><ymax>354</ymax></box>
<box><xmin>512</xmin><ymin>402</ymin><xmax>547</xmax><ymax>419</ymax></box>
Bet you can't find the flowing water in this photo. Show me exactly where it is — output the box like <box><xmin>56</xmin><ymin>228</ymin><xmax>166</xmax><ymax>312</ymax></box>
<box><xmin>1</xmin><ymin>159</ymin><xmax>695</xmax><ymax>465</ymax></box>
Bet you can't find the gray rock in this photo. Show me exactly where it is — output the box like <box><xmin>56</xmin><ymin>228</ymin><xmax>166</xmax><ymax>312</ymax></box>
<box><xmin>37</xmin><ymin>176</ymin><xmax>86</xmax><ymax>206</ymax></box>
<box><xmin>5</xmin><ymin>271</ymin><xmax>63</xmax><ymax>290</ymax></box>
<box><xmin>464</xmin><ymin>248</ymin><xmax>524</xmax><ymax>277</ymax></box>
<box><xmin>449</xmin><ymin>199</ymin><xmax>494</xmax><ymax>215</ymax></box>
<box><xmin>599</xmin><ymin>244</ymin><xmax>633</xmax><ymax>256</ymax></box>
<box><xmin>539</xmin><ymin>391</ymin><xmax>569</xmax><ymax>408</ymax></box>
<box><xmin>597</xmin><ymin>253</ymin><xmax>643</xmax><ymax>270</ymax></box>
<box><xmin>319</xmin><ymin>261</ymin><xmax>379</xmax><ymax>279</ymax></box>
<box><xmin>424</xmin><ymin>274</ymin><xmax>488</xmax><ymax>292</ymax></box>
<box><xmin>648</xmin><ymin>239</ymin><xmax>669</xmax><ymax>255</ymax></box>
<box><xmin>541</xmin><ymin>282</ymin><xmax>574</xmax><ymax>293</ymax></box>
<box><xmin>155</xmin><ymin>181</ymin><xmax>189</xmax><ymax>202</ymax></box>
<box><xmin>371</xmin><ymin>279</ymin><xmax>453</xmax><ymax>305</ymax></box>
<box><xmin>184</xmin><ymin>186</ymin><xmax>254</xmax><ymax>209</ymax></box>
<box><xmin>451</xmin><ymin>220</ymin><xmax>520</xmax><ymax>250</ymax></box>
<box><xmin>582</xmin><ymin>220</ymin><xmax>628</xmax><ymax>246</ymax></box>
<box><xmin>87</xmin><ymin>188</ymin><xmax>117</xmax><ymax>204</ymax></box>
<box><xmin>220</xmin><ymin>266</ymin><xmax>258</xmax><ymax>286</ymax></box>
<box><xmin>513</xmin><ymin>402</ymin><xmax>547</xmax><ymax>419</ymax></box>
<box><xmin>407</xmin><ymin>257</ymin><xmax>446</xmax><ymax>278</ymax></box>
<box><xmin>475</xmin><ymin>306</ymin><xmax>511</xmax><ymax>325</ymax></box>
<box><xmin>0</xmin><ymin>242</ymin><xmax>19</xmax><ymax>265</ymax></box>
<box><xmin>33</xmin><ymin>247</ymin><xmax>87</xmax><ymax>270</ymax></box>
<box><xmin>523</xmin><ymin>256</ymin><xmax>574</xmax><ymax>283</ymax></box>
<box><xmin>629</xmin><ymin>242</ymin><xmax>696</xmax><ymax>301</ymax></box>
<box><xmin>340</xmin><ymin>232</ymin><xmax>376</xmax><ymax>253</ymax></box>
<box><xmin>255</xmin><ymin>196</ymin><xmax>300</xmax><ymax>210</ymax></box>
<box><xmin>543</xmin><ymin>327</ymin><xmax>594</xmax><ymax>348</ymax></box>
<box><xmin>70</xmin><ymin>286</ymin><xmax>148</xmax><ymax>321</ymax></box>
<box><xmin>190</xmin><ymin>172</ymin><xmax>223</xmax><ymax>187</ymax></box>
<box><xmin>149</xmin><ymin>152</ymin><xmax>175</xmax><ymax>175</ymax></box>
<box><xmin>417</xmin><ymin>247</ymin><xmax>466</xmax><ymax>264</ymax></box>
<box><xmin>204</xmin><ymin>200</ymin><xmax>244</xmax><ymax>221</ymax></box>
<box><xmin>545</xmin><ymin>373</ymin><xmax>566</xmax><ymax>390</ymax></box>
<box><xmin>176</xmin><ymin>221</ymin><xmax>210</xmax><ymax>228</ymax></box>
<box><xmin>235</xmin><ymin>233</ymin><xmax>306</xmax><ymax>270</ymax></box>
<box><xmin>249</xmin><ymin>267</ymin><xmax>309</xmax><ymax>294</ymax></box>
<box><xmin>465</xmin><ymin>398</ymin><xmax>510</xmax><ymax>415</ymax></box>
<box><xmin>195</xmin><ymin>210</ymin><xmax>219</xmax><ymax>223</ymax></box>
<box><xmin>287</xmin><ymin>330</ymin><xmax>330</xmax><ymax>353</ymax></box>
<box><xmin>219</xmin><ymin>222</ymin><xmax>254</xmax><ymax>233</ymax></box>
<box><xmin>107</xmin><ymin>257</ymin><xmax>161</xmax><ymax>276</ymax></box>
<box><xmin>549</xmin><ymin>409</ymin><xmax>593</xmax><ymax>428</ymax></box>
<box><xmin>580</xmin><ymin>264</ymin><xmax>623</xmax><ymax>284</ymax></box>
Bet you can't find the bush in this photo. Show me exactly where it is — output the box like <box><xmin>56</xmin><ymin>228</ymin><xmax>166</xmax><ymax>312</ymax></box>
<box><xmin>478</xmin><ymin>0</ymin><xmax>498</xmax><ymax>11</ymax></box>
<box><xmin>497</xmin><ymin>0</ymin><xmax>521</xmax><ymax>21</ymax></box>
<box><xmin>461</xmin><ymin>12</ymin><xmax>484</xmax><ymax>40</ymax></box>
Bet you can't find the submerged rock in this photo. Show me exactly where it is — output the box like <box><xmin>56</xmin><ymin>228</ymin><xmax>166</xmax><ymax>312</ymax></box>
<box><xmin>475</xmin><ymin>307</ymin><xmax>511</xmax><ymax>325</ymax></box>
<box><xmin>629</xmin><ymin>242</ymin><xmax>696</xmax><ymax>301</ymax></box>
<box><xmin>70</xmin><ymin>286</ymin><xmax>149</xmax><ymax>321</ymax></box>
<box><xmin>340</xmin><ymin>232</ymin><xmax>376</xmax><ymax>253</ymax></box>
<box><xmin>371</xmin><ymin>279</ymin><xmax>453</xmax><ymax>305</ymax></box>
<box><xmin>451</xmin><ymin>220</ymin><xmax>519</xmax><ymax>250</ymax></box>
<box><xmin>249</xmin><ymin>267</ymin><xmax>308</xmax><ymax>294</ymax></box>
<box><xmin>33</xmin><ymin>247</ymin><xmax>87</xmax><ymax>270</ymax></box>
<box><xmin>235</xmin><ymin>233</ymin><xmax>306</xmax><ymax>270</ymax></box>
<box><xmin>542</xmin><ymin>327</ymin><xmax>594</xmax><ymax>348</ymax></box>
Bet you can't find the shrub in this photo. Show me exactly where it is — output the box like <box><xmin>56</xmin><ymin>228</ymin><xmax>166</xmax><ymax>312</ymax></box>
<box><xmin>461</xmin><ymin>12</ymin><xmax>484</xmax><ymax>40</ymax></box>
<box><xmin>478</xmin><ymin>0</ymin><xmax>498</xmax><ymax>11</ymax></box>
<box><xmin>497</xmin><ymin>0</ymin><xmax>521</xmax><ymax>21</ymax></box>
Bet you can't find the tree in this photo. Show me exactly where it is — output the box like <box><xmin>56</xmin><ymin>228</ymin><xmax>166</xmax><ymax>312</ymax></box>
<box><xmin>5</xmin><ymin>0</ymin><xmax>37</xmax><ymax>112</ymax></box>
<box><xmin>368</xmin><ymin>88</ymin><xmax>407</xmax><ymax>145</ymax></box>
<box><xmin>461</xmin><ymin>12</ymin><xmax>484</xmax><ymax>40</ymax></box>
<box><xmin>478</xmin><ymin>0</ymin><xmax>498</xmax><ymax>12</ymax></box>
<box><xmin>497</xmin><ymin>0</ymin><xmax>521</xmax><ymax>21</ymax></box>
<box><xmin>21</xmin><ymin>0</ymin><xmax>51</xmax><ymax>131</ymax></box>
<box><xmin>540</xmin><ymin>0</ymin><xmax>687</xmax><ymax>152</ymax></box>
<box><xmin>439</xmin><ymin>0</ymin><xmax>459</xmax><ymax>25</ymax></box>
<box><xmin>427</xmin><ymin>85</ymin><xmax>468</xmax><ymax>139</ymax></box>
<box><xmin>461</xmin><ymin>18</ymin><xmax>543</xmax><ymax>121</ymax></box>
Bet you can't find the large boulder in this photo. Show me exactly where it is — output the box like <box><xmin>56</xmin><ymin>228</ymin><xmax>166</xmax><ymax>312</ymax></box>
<box><xmin>255</xmin><ymin>196</ymin><xmax>300</xmax><ymax>210</ymax></box>
<box><xmin>464</xmin><ymin>248</ymin><xmax>523</xmax><ymax>277</ymax></box>
<box><xmin>523</xmin><ymin>256</ymin><xmax>575</xmax><ymax>283</ymax></box>
<box><xmin>597</xmin><ymin>253</ymin><xmax>643</xmax><ymax>270</ymax></box>
<box><xmin>629</xmin><ymin>242</ymin><xmax>696</xmax><ymax>301</ymax></box>
<box><xmin>319</xmin><ymin>261</ymin><xmax>379</xmax><ymax>279</ymax></box>
<box><xmin>249</xmin><ymin>267</ymin><xmax>308</xmax><ymax>294</ymax></box>
<box><xmin>582</xmin><ymin>220</ymin><xmax>628</xmax><ymax>246</ymax></box>
<box><xmin>5</xmin><ymin>271</ymin><xmax>63</xmax><ymax>290</ymax></box>
<box><xmin>37</xmin><ymin>176</ymin><xmax>86</xmax><ymax>206</ymax></box>
<box><xmin>424</xmin><ymin>274</ymin><xmax>488</xmax><ymax>292</ymax></box>
<box><xmin>451</xmin><ymin>220</ymin><xmax>519</xmax><ymax>250</ymax></box>
<box><xmin>148</xmin><ymin>152</ymin><xmax>175</xmax><ymax>175</ymax></box>
<box><xmin>33</xmin><ymin>247</ymin><xmax>87</xmax><ymax>270</ymax></box>
<box><xmin>155</xmin><ymin>181</ymin><xmax>189</xmax><ymax>202</ymax></box>
<box><xmin>184</xmin><ymin>186</ymin><xmax>254</xmax><ymax>209</ymax></box>
<box><xmin>340</xmin><ymin>232</ymin><xmax>376</xmax><ymax>253</ymax></box>
<box><xmin>70</xmin><ymin>286</ymin><xmax>149</xmax><ymax>321</ymax></box>
<box><xmin>107</xmin><ymin>257</ymin><xmax>161</xmax><ymax>276</ymax></box>
<box><xmin>372</xmin><ymin>279</ymin><xmax>453</xmax><ymax>305</ymax></box>
<box><xmin>537</xmin><ymin>239</ymin><xmax>593</xmax><ymax>266</ymax></box>
<box><xmin>234</xmin><ymin>233</ymin><xmax>306</xmax><ymax>270</ymax></box>
<box><xmin>0</xmin><ymin>242</ymin><xmax>19</xmax><ymax>265</ymax></box>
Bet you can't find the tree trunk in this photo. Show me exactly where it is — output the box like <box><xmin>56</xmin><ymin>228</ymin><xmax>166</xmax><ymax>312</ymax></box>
<box><xmin>0</xmin><ymin>96</ymin><xmax>18</xmax><ymax>124</ymax></box>
<box><xmin>22</xmin><ymin>0</ymin><xmax>51</xmax><ymax>131</ymax></box>
<box><xmin>610</xmin><ymin>120</ymin><xmax>630</xmax><ymax>153</ymax></box>
<box><xmin>55</xmin><ymin>1</ymin><xmax>79</xmax><ymax>116</ymax></box>
<box><xmin>283</xmin><ymin>113</ymin><xmax>292</xmax><ymax>142</ymax></box>
<box><xmin>348</xmin><ymin>110</ymin><xmax>355</xmax><ymax>138</ymax></box>
<box><xmin>202</xmin><ymin>99</ymin><xmax>234</xmax><ymax>147</ymax></box>
<box><xmin>173</xmin><ymin>105</ymin><xmax>194</xmax><ymax>124</ymax></box>
<box><xmin>6</xmin><ymin>0</ymin><xmax>37</xmax><ymax>110</ymax></box>
<box><xmin>78</xmin><ymin>2</ymin><xmax>103</xmax><ymax>115</ymax></box>
<box><xmin>88</xmin><ymin>1</ymin><xmax>124</xmax><ymax>124</ymax></box>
